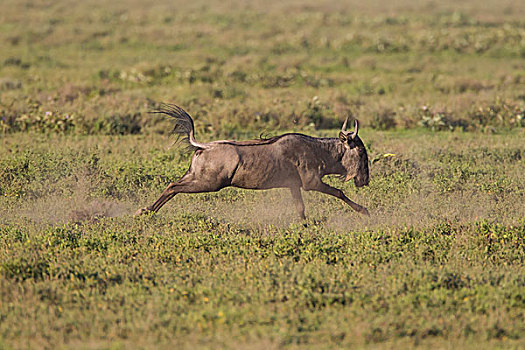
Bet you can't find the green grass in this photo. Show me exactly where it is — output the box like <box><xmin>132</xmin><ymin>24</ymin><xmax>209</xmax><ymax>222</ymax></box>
<box><xmin>0</xmin><ymin>131</ymin><xmax>523</xmax><ymax>348</ymax></box>
<box><xmin>0</xmin><ymin>217</ymin><xmax>523</xmax><ymax>348</ymax></box>
<box><xmin>0</xmin><ymin>0</ymin><xmax>524</xmax><ymax>348</ymax></box>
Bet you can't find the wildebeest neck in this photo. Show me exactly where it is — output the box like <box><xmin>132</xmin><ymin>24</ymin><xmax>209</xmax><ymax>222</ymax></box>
<box><xmin>310</xmin><ymin>137</ymin><xmax>347</xmax><ymax>176</ymax></box>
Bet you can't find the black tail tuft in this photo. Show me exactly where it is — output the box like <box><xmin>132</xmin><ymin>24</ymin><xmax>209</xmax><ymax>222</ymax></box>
<box><xmin>151</xmin><ymin>103</ymin><xmax>206</xmax><ymax>151</ymax></box>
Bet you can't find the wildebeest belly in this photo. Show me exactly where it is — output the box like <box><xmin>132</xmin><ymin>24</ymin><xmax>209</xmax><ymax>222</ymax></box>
<box><xmin>231</xmin><ymin>153</ymin><xmax>300</xmax><ymax>189</ymax></box>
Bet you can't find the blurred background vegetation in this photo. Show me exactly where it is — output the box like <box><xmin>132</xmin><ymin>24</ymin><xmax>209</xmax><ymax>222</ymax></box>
<box><xmin>1</xmin><ymin>0</ymin><xmax>524</xmax><ymax>138</ymax></box>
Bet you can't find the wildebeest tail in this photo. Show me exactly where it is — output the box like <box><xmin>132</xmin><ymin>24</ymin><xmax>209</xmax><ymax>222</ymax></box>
<box><xmin>153</xmin><ymin>103</ymin><xmax>208</xmax><ymax>150</ymax></box>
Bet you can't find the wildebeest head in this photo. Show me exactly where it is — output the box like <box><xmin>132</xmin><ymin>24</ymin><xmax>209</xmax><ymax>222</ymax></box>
<box><xmin>339</xmin><ymin>118</ymin><xmax>369</xmax><ymax>187</ymax></box>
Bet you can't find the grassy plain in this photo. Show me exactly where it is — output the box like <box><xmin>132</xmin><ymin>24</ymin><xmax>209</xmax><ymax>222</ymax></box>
<box><xmin>1</xmin><ymin>0</ymin><xmax>524</xmax><ymax>348</ymax></box>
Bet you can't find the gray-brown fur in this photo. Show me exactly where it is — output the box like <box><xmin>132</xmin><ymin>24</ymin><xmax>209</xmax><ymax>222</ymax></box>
<box><xmin>135</xmin><ymin>104</ymin><xmax>370</xmax><ymax>219</ymax></box>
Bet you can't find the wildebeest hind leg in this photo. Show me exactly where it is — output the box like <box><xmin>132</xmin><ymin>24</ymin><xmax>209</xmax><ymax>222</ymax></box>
<box><xmin>134</xmin><ymin>177</ymin><xmax>224</xmax><ymax>216</ymax></box>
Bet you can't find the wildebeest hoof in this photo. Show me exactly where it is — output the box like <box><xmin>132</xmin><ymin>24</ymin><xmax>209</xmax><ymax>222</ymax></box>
<box><xmin>134</xmin><ymin>207</ymin><xmax>152</xmax><ymax>217</ymax></box>
<box><xmin>357</xmin><ymin>206</ymin><xmax>370</xmax><ymax>216</ymax></box>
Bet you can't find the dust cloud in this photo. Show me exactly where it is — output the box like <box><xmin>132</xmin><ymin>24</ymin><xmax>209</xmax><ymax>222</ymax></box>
<box><xmin>147</xmin><ymin>183</ymin><xmax>524</xmax><ymax>232</ymax></box>
<box><xmin>3</xmin><ymin>176</ymin><xmax>522</xmax><ymax>231</ymax></box>
<box><xmin>0</xmin><ymin>172</ymin><xmax>133</xmax><ymax>226</ymax></box>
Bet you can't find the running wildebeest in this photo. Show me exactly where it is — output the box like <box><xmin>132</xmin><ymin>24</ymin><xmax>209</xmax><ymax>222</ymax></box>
<box><xmin>135</xmin><ymin>104</ymin><xmax>370</xmax><ymax>220</ymax></box>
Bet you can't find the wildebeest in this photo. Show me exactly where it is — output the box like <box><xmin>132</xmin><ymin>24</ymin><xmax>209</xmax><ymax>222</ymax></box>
<box><xmin>135</xmin><ymin>104</ymin><xmax>370</xmax><ymax>219</ymax></box>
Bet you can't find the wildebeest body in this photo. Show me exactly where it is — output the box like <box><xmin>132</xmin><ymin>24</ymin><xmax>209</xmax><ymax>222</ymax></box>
<box><xmin>211</xmin><ymin>135</ymin><xmax>341</xmax><ymax>189</ymax></box>
<box><xmin>135</xmin><ymin>104</ymin><xmax>370</xmax><ymax>220</ymax></box>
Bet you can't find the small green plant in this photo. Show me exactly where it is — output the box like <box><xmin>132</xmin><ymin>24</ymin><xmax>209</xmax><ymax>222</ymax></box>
<box><xmin>16</xmin><ymin>110</ymin><xmax>75</xmax><ymax>133</ymax></box>
<box><xmin>469</xmin><ymin>97</ymin><xmax>525</xmax><ymax>129</ymax></box>
<box><xmin>300</xmin><ymin>96</ymin><xmax>339</xmax><ymax>129</ymax></box>
<box><xmin>417</xmin><ymin>105</ymin><xmax>467</xmax><ymax>131</ymax></box>
<box><xmin>370</xmin><ymin>108</ymin><xmax>396</xmax><ymax>130</ymax></box>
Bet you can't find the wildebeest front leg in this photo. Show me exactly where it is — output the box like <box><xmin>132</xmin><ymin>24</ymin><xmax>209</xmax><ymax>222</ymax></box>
<box><xmin>290</xmin><ymin>187</ymin><xmax>306</xmax><ymax>220</ymax></box>
<box><xmin>309</xmin><ymin>182</ymin><xmax>369</xmax><ymax>216</ymax></box>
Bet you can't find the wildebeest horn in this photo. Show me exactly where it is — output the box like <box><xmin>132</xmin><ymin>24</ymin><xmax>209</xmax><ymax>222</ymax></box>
<box><xmin>341</xmin><ymin>116</ymin><xmax>348</xmax><ymax>132</ymax></box>
<box><xmin>351</xmin><ymin>120</ymin><xmax>358</xmax><ymax>139</ymax></box>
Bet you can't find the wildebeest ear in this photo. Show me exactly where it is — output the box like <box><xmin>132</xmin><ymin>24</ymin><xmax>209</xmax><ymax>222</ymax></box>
<box><xmin>339</xmin><ymin>131</ymin><xmax>348</xmax><ymax>143</ymax></box>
